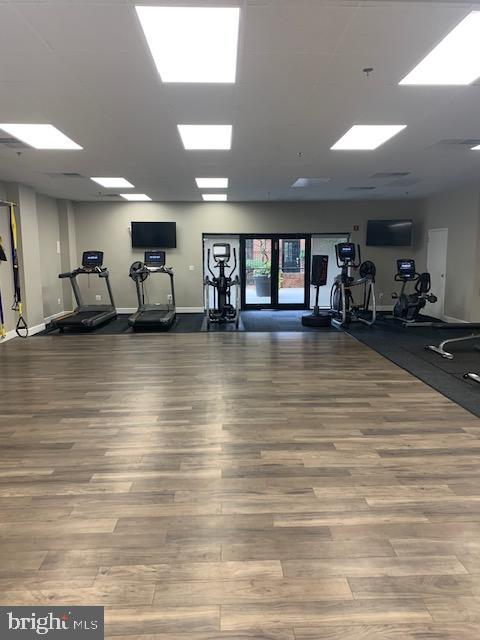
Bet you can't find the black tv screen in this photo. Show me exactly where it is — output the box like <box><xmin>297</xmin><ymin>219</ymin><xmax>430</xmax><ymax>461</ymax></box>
<box><xmin>366</xmin><ymin>219</ymin><xmax>412</xmax><ymax>246</ymax></box>
<box><xmin>131</xmin><ymin>222</ymin><xmax>176</xmax><ymax>248</ymax></box>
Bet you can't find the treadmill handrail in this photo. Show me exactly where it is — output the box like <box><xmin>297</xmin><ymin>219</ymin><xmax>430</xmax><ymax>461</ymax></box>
<box><xmin>57</xmin><ymin>263</ymin><xmax>115</xmax><ymax>312</ymax></box>
<box><xmin>145</xmin><ymin>266</ymin><xmax>174</xmax><ymax>275</ymax></box>
<box><xmin>59</xmin><ymin>266</ymin><xmax>109</xmax><ymax>278</ymax></box>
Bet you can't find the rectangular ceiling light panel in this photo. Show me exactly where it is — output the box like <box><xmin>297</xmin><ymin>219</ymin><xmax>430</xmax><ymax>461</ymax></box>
<box><xmin>195</xmin><ymin>177</ymin><xmax>229</xmax><ymax>188</ymax></box>
<box><xmin>91</xmin><ymin>177</ymin><xmax>134</xmax><ymax>188</ymax></box>
<box><xmin>202</xmin><ymin>193</ymin><xmax>227</xmax><ymax>201</ymax></box>
<box><xmin>120</xmin><ymin>193</ymin><xmax>152</xmax><ymax>201</ymax></box>
<box><xmin>0</xmin><ymin>124</ymin><xmax>82</xmax><ymax>150</ymax></box>
<box><xmin>331</xmin><ymin>125</ymin><xmax>406</xmax><ymax>150</ymax></box>
<box><xmin>136</xmin><ymin>6</ymin><xmax>240</xmax><ymax>83</ymax></box>
<box><xmin>178</xmin><ymin>125</ymin><xmax>232</xmax><ymax>149</ymax></box>
<box><xmin>400</xmin><ymin>11</ymin><xmax>480</xmax><ymax>85</ymax></box>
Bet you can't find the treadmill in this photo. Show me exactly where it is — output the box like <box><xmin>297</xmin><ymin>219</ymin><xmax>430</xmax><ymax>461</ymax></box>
<box><xmin>51</xmin><ymin>251</ymin><xmax>117</xmax><ymax>331</ymax></box>
<box><xmin>128</xmin><ymin>251</ymin><xmax>176</xmax><ymax>331</ymax></box>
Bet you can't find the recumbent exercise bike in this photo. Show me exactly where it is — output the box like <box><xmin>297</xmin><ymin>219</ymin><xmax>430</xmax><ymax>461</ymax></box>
<box><xmin>391</xmin><ymin>259</ymin><xmax>437</xmax><ymax>326</ymax></box>
<box><xmin>204</xmin><ymin>243</ymin><xmax>240</xmax><ymax>330</ymax></box>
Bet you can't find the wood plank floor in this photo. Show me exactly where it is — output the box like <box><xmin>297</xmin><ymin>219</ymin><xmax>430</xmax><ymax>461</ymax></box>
<box><xmin>1</xmin><ymin>331</ymin><xmax>480</xmax><ymax>639</ymax></box>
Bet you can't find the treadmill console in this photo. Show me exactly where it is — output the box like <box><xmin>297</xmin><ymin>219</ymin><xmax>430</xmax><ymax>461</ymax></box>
<box><xmin>212</xmin><ymin>243</ymin><xmax>231</xmax><ymax>262</ymax></box>
<box><xmin>397</xmin><ymin>259</ymin><xmax>416</xmax><ymax>280</ymax></box>
<box><xmin>82</xmin><ymin>251</ymin><xmax>104</xmax><ymax>269</ymax></box>
<box><xmin>337</xmin><ymin>243</ymin><xmax>356</xmax><ymax>263</ymax></box>
<box><xmin>144</xmin><ymin>251</ymin><xmax>166</xmax><ymax>268</ymax></box>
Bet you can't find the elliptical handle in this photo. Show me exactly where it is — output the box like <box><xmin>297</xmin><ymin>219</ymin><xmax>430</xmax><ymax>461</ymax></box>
<box><xmin>335</xmin><ymin>244</ymin><xmax>341</xmax><ymax>268</ymax></box>
<box><xmin>230</xmin><ymin>247</ymin><xmax>237</xmax><ymax>277</ymax></box>
<box><xmin>355</xmin><ymin>244</ymin><xmax>362</xmax><ymax>269</ymax></box>
<box><xmin>207</xmin><ymin>248</ymin><xmax>215</xmax><ymax>278</ymax></box>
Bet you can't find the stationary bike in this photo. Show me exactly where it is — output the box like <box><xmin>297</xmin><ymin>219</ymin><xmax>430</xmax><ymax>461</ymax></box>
<box><xmin>392</xmin><ymin>259</ymin><xmax>437</xmax><ymax>326</ymax></box>
<box><xmin>204</xmin><ymin>243</ymin><xmax>240</xmax><ymax>330</ymax></box>
<box><xmin>330</xmin><ymin>242</ymin><xmax>376</xmax><ymax>328</ymax></box>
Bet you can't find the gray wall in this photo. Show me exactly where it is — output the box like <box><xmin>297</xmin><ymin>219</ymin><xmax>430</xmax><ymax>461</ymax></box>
<box><xmin>420</xmin><ymin>186</ymin><xmax>480</xmax><ymax>322</ymax></box>
<box><xmin>37</xmin><ymin>194</ymin><xmax>63</xmax><ymax>319</ymax></box>
<box><xmin>73</xmin><ymin>200</ymin><xmax>424</xmax><ymax>309</ymax></box>
<box><xmin>0</xmin><ymin>183</ymin><xmax>16</xmax><ymax>334</ymax></box>
<box><xmin>0</xmin><ymin>183</ymin><xmax>79</xmax><ymax>339</ymax></box>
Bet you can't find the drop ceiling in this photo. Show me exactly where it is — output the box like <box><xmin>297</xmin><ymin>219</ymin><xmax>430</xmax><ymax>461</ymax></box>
<box><xmin>1</xmin><ymin>0</ymin><xmax>480</xmax><ymax>201</ymax></box>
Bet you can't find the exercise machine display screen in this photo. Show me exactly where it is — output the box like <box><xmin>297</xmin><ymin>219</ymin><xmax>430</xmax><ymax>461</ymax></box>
<box><xmin>213</xmin><ymin>244</ymin><xmax>230</xmax><ymax>260</ymax></box>
<box><xmin>397</xmin><ymin>259</ymin><xmax>416</xmax><ymax>279</ymax></box>
<box><xmin>144</xmin><ymin>251</ymin><xmax>166</xmax><ymax>267</ymax></box>
<box><xmin>337</xmin><ymin>243</ymin><xmax>355</xmax><ymax>261</ymax></box>
<box><xmin>82</xmin><ymin>251</ymin><xmax>104</xmax><ymax>268</ymax></box>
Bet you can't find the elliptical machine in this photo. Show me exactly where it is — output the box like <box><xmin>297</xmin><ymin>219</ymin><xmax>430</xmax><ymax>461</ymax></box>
<box><xmin>330</xmin><ymin>243</ymin><xmax>376</xmax><ymax>328</ymax></box>
<box><xmin>204</xmin><ymin>243</ymin><xmax>240</xmax><ymax>330</ymax></box>
<box><xmin>392</xmin><ymin>259</ymin><xmax>437</xmax><ymax>327</ymax></box>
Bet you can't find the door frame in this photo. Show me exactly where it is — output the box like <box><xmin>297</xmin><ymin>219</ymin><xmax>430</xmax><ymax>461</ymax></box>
<box><xmin>426</xmin><ymin>227</ymin><xmax>448</xmax><ymax>321</ymax></box>
<box><xmin>240</xmin><ymin>234</ymin><xmax>312</xmax><ymax>310</ymax></box>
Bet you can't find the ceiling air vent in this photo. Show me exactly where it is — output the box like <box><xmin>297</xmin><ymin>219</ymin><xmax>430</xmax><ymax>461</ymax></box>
<box><xmin>348</xmin><ymin>186</ymin><xmax>376</xmax><ymax>191</ymax></box>
<box><xmin>385</xmin><ymin>178</ymin><xmax>420</xmax><ymax>187</ymax></box>
<box><xmin>0</xmin><ymin>137</ymin><xmax>30</xmax><ymax>150</ymax></box>
<box><xmin>370</xmin><ymin>172</ymin><xmax>410</xmax><ymax>179</ymax></box>
<box><xmin>433</xmin><ymin>138</ymin><xmax>480</xmax><ymax>149</ymax></box>
<box><xmin>45</xmin><ymin>172</ymin><xmax>85</xmax><ymax>179</ymax></box>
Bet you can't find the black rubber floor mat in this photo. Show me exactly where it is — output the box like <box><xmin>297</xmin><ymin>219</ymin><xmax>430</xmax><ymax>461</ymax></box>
<box><xmin>403</xmin><ymin>343</ymin><xmax>480</xmax><ymax>374</ymax></box>
<box><xmin>347</xmin><ymin>326</ymin><xmax>480</xmax><ymax>418</ymax></box>
<box><xmin>241</xmin><ymin>310</ymin><xmax>336</xmax><ymax>332</ymax></box>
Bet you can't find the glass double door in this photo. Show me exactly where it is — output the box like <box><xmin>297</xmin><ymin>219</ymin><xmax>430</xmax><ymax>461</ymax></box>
<box><xmin>240</xmin><ymin>235</ymin><xmax>311</xmax><ymax>309</ymax></box>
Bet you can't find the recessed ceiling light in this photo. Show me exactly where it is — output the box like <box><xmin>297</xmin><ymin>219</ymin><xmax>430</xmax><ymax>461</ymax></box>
<box><xmin>291</xmin><ymin>178</ymin><xmax>331</xmax><ymax>188</ymax></box>
<box><xmin>178</xmin><ymin>125</ymin><xmax>232</xmax><ymax>150</ymax></box>
<box><xmin>0</xmin><ymin>124</ymin><xmax>82</xmax><ymax>150</ymax></box>
<box><xmin>120</xmin><ymin>193</ymin><xmax>152</xmax><ymax>201</ymax></box>
<box><xmin>91</xmin><ymin>177</ymin><xmax>134</xmax><ymax>188</ymax></box>
<box><xmin>195</xmin><ymin>177</ymin><xmax>229</xmax><ymax>188</ymax></box>
<box><xmin>202</xmin><ymin>193</ymin><xmax>227</xmax><ymax>201</ymax></box>
<box><xmin>331</xmin><ymin>125</ymin><xmax>406</xmax><ymax>151</ymax></box>
<box><xmin>135</xmin><ymin>6</ymin><xmax>240</xmax><ymax>83</ymax></box>
<box><xmin>400</xmin><ymin>12</ymin><xmax>480</xmax><ymax>85</ymax></box>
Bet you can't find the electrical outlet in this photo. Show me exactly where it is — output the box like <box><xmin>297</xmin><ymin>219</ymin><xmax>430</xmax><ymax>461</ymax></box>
<box><xmin>378</xmin><ymin>292</ymin><xmax>384</xmax><ymax>300</ymax></box>
<box><xmin>189</xmin><ymin>265</ymin><xmax>195</xmax><ymax>271</ymax></box>
<box><xmin>95</xmin><ymin>295</ymin><xmax>101</xmax><ymax>301</ymax></box>
<box><xmin>167</xmin><ymin>294</ymin><xmax>173</xmax><ymax>303</ymax></box>
<box><xmin>57</xmin><ymin>298</ymin><xmax>61</xmax><ymax>306</ymax></box>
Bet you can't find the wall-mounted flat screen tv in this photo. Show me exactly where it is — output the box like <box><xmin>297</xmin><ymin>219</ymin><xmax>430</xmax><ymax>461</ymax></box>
<box><xmin>131</xmin><ymin>222</ymin><xmax>177</xmax><ymax>248</ymax></box>
<box><xmin>366</xmin><ymin>219</ymin><xmax>413</xmax><ymax>246</ymax></box>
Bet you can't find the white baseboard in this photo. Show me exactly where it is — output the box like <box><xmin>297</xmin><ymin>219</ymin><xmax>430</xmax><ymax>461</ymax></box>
<box><xmin>30</xmin><ymin>310</ymin><xmax>72</xmax><ymax>336</ymax></box>
<box><xmin>443</xmin><ymin>314</ymin><xmax>467</xmax><ymax>323</ymax></box>
<box><xmin>29</xmin><ymin>322</ymin><xmax>46</xmax><ymax>336</ymax></box>
<box><xmin>1</xmin><ymin>311</ymin><xmax>69</xmax><ymax>343</ymax></box>
<box><xmin>0</xmin><ymin>322</ymin><xmax>45</xmax><ymax>342</ymax></box>
<box><xmin>0</xmin><ymin>328</ymin><xmax>18</xmax><ymax>344</ymax></box>
<box><xmin>45</xmin><ymin>311</ymin><xmax>68</xmax><ymax>322</ymax></box>
<box><xmin>178</xmin><ymin>307</ymin><xmax>204</xmax><ymax>313</ymax></box>
<box><xmin>117</xmin><ymin>307</ymin><xmax>204</xmax><ymax>314</ymax></box>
